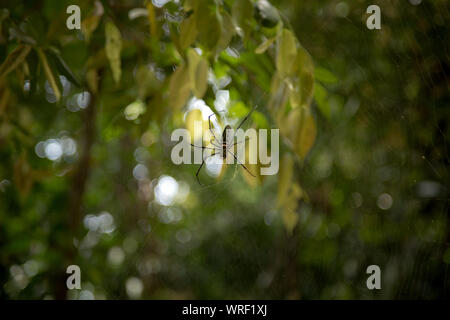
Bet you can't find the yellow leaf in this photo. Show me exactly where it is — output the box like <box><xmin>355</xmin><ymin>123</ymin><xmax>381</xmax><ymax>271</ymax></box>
<box><xmin>146</xmin><ymin>2</ymin><xmax>157</xmax><ymax>38</ymax></box>
<box><xmin>185</xmin><ymin>109</ymin><xmax>204</xmax><ymax>143</ymax></box>
<box><xmin>286</xmin><ymin>107</ymin><xmax>316</xmax><ymax>160</ymax></box>
<box><xmin>282</xmin><ymin>208</ymin><xmax>299</xmax><ymax>235</ymax></box>
<box><xmin>277</xmin><ymin>153</ymin><xmax>293</xmax><ymax>207</ymax></box>
<box><xmin>287</xmin><ymin>77</ymin><xmax>301</xmax><ymax>108</ymax></box>
<box><xmin>82</xmin><ymin>14</ymin><xmax>101</xmax><ymax>42</ymax></box>
<box><xmin>241</xmin><ymin>135</ymin><xmax>264</xmax><ymax>187</ymax></box>
<box><xmin>276</xmin><ymin>29</ymin><xmax>297</xmax><ymax>78</ymax></box>
<box><xmin>37</xmin><ymin>48</ymin><xmax>61</xmax><ymax>101</ymax></box>
<box><xmin>168</xmin><ymin>64</ymin><xmax>191</xmax><ymax>110</ymax></box>
<box><xmin>187</xmin><ymin>49</ymin><xmax>208</xmax><ymax>98</ymax></box>
<box><xmin>81</xmin><ymin>0</ymin><xmax>104</xmax><ymax>41</ymax></box>
<box><xmin>86</xmin><ymin>69</ymin><xmax>98</xmax><ymax>94</ymax></box>
<box><xmin>297</xmin><ymin>46</ymin><xmax>314</xmax><ymax>105</ymax></box>
<box><xmin>255</xmin><ymin>36</ymin><xmax>276</xmax><ymax>54</ymax></box>
<box><xmin>268</xmin><ymin>71</ymin><xmax>289</xmax><ymax>115</ymax></box>
<box><xmin>105</xmin><ymin>21</ymin><xmax>122</xmax><ymax>84</ymax></box>
<box><xmin>298</xmin><ymin>111</ymin><xmax>317</xmax><ymax>159</ymax></box>
<box><xmin>179</xmin><ymin>14</ymin><xmax>198</xmax><ymax>50</ymax></box>
<box><xmin>0</xmin><ymin>44</ymin><xmax>31</xmax><ymax>80</ymax></box>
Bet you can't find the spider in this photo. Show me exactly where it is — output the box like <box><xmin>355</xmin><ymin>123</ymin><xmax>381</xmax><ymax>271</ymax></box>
<box><xmin>190</xmin><ymin>106</ymin><xmax>257</xmax><ymax>185</ymax></box>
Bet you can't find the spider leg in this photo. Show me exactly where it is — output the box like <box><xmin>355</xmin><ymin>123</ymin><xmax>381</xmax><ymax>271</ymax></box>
<box><xmin>208</xmin><ymin>113</ymin><xmax>220</xmax><ymax>142</ymax></box>
<box><xmin>236</xmin><ymin>105</ymin><xmax>257</xmax><ymax>130</ymax></box>
<box><xmin>196</xmin><ymin>152</ymin><xmax>216</xmax><ymax>185</ymax></box>
<box><xmin>190</xmin><ymin>143</ymin><xmax>215</xmax><ymax>150</ymax></box>
<box><xmin>226</xmin><ymin>137</ymin><xmax>250</xmax><ymax>156</ymax></box>
<box><xmin>209</xmin><ymin>138</ymin><xmax>222</xmax><ymax>149</ymax></box>
<box><xmin>230</xmin><ymin>137</ymin><xmax>250</xmax><ymax>147</ymax></box>
<box><xmin>227</xmin><ymin>150</ymin><xmax>255</xmax><ymax>177</ymax></box>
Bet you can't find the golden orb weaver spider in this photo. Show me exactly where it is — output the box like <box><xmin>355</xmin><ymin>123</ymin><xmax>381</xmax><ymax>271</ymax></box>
<box><xmin>190</xmin><ymin>106</ymin><xmax>257</xmax><ymax>185</ymax></box>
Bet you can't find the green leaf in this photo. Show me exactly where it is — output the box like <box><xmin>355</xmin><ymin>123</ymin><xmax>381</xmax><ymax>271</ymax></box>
<box><xmin>48</xmin><ymin>51</ymin><xmax>81</xmax><ymax>87</ymax></box>
<box><xmin>105</xmin><ymin>21</ymin><xmax>122</xmax><ymax>84</ymax></box>
<box><xmin>0</xmin><ymin>44</ymin><xmax>31</xmax><ymax>80</ymax></box>
<box><xmin>315</xmin><ymin>66</ymin><xmax>338</xmax><ymax>84</ymax></box>
<box><xmin>215</xmin><ymin>11</ymin><xmax>235</xmax><ymax>57</ymax></box>
<box><xmin>187</xmin><ymin>49</ymin><xmax>209</xmax><ymax>98</ymax></box>
<box><xmin>136</xmin><ymin>65</ymin><xmax>159</xmax><ymax>99</ymax></box>
<box><xmin>229</xmin><ymin>101</ymin><xmax>249</xmax><ymax>118</ymax></box>
<box><xmin>232</xmin><ymin>0</ymin><xmax>253</xmax><ymax>38</ymax></box>
<box><xmin>168</xmin><ymin>64</ymin><xmax>191</xmax><ymax>110</ymax></box>
<box><xmin>196</xmin><ymin>3</ymin><xmax>220</xmax><ymax>50</ymax></box>
<box><xmin>276</xmin><ymin>29</ymin><xmax>297</xmax><ymax>78</ymax></box>
<box><xmin>251</xmin><ymin>111</ymin><xmax>269</xmax><ymax>128</ymax></box>
<box><xmin>314</xmin><ymin>82</ymin><xmax>330</xmax><ymax>119</ymax></box>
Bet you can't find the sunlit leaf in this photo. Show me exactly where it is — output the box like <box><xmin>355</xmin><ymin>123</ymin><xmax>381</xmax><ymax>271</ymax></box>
<box><xmin>251</xmin><ymin>111</ymin><xmax>269</xmax><ymax>128</ymax></box>
<box><xmin>255</xmin><ymin>36</ymin><xmax>276</xmax><ymax>54</ymax></box>
<box><xmin>229</xmin><ymin>101</ymin><xmax>249</xmax><ymax>118</ymax></box>
<box><xmin>269</xmin><ymin>71</ymin><xmax>289</xmax><ymax>115</ymax></box>
<box><xmin>105</xmin><ymin>21</ymin><xmax>122</xmax><ymax>84</ymax></box>
<box><xmin>180</xmin><ymin>14</ymin><xmax>198</xmax><ymax>50</ymax></box>
<box><xmin>168</xmin><ymin>63</ymin><xmax>191</xmax><ymax>110</ymax></box>
<box><xmin>185</xmin><ymin>108</ymin><xmax>204</xmax><ymax>143</ymax></box>
<box><xmin>297</xmin><ymin>110</ymin><xmax>317</xmax><ymax>159</ymax></box>
<box><xmin>187</xmin><ymin>49</ymin><xmax>208</xmax><ymax>98</ymax></box>
<box><xmin>276</xmin><ymin>29</ymin><xmax>297</xmax><ymax>78</ymax></box>
<box><xmin>241</xmin><ymin>138</ymin><xmax>263</xmax><ymax>187</ymax></box>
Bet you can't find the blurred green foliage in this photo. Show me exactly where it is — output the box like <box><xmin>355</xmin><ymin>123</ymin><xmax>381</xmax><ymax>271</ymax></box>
<box><xmin>0</xmin><ymin>0</ymin><xmax>448</xmax><ymax>299</ymax></box>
